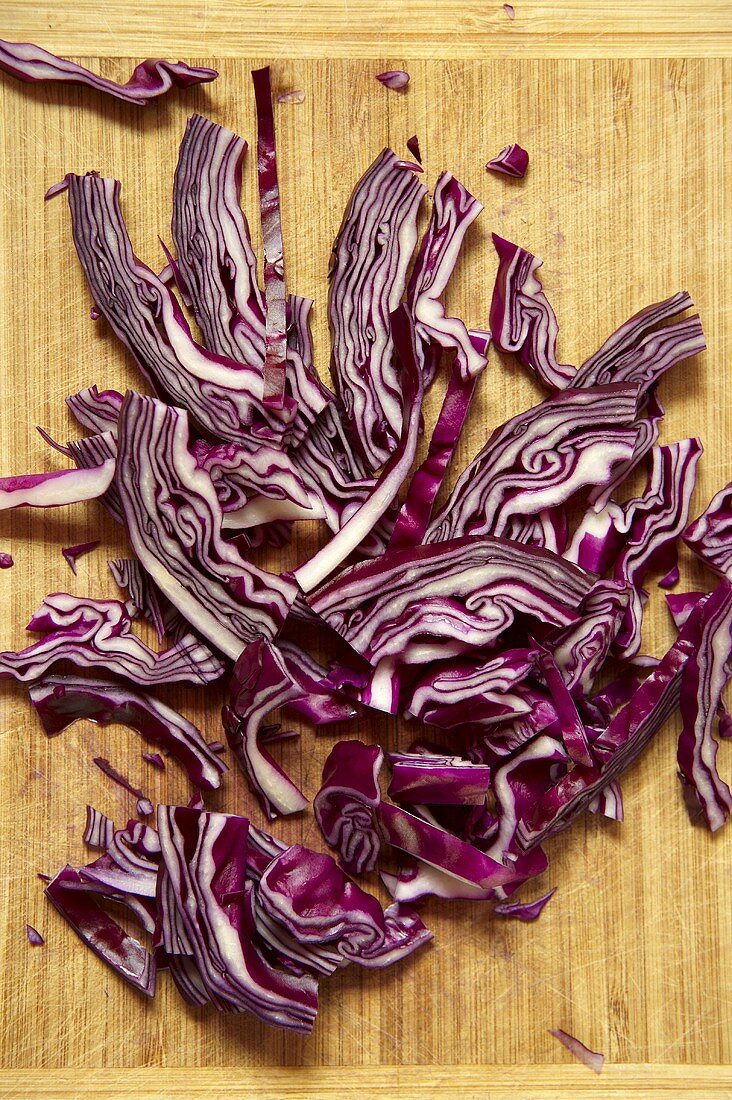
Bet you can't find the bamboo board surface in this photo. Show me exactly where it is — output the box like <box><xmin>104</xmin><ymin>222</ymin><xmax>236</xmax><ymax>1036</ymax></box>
<box><xmin>0</xmin><ymin>3</ymin><xmax>732</xmax><ymax>1096</ymax></box>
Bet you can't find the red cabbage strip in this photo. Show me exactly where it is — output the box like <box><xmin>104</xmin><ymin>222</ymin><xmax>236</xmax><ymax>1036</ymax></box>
<box><xmin>677</xmin><ymin>579</ymin><xmax>732</xmax><ymax>831</ymax></box>
<box><xmin>406</xmin><ymin>172</ymin><xmax>487</xmax><ymax>381</ymax></box>
<box><xmin>45</xmin><ymin>866</ymin><xmax>155</xmax><ymax>995</ymax></box>
<box><xmin>378</xmin><ymin>802</ymin><xmax>515</xmax><ymax>890</ymax></box>
<box><xmin>192</xmin><ymin>439</ymin><xmax>316</xmax><ymax>522</ymax></box>
<box><xmin>277</xmin><ymin>641</ymin><xmax>362</xmax><ymax>725</ymax></box>
<box><xmin>388</xmin><ymin>365</ymin><xmax>479</xmax><ymax>551</ymax></box>
<box><xmin>172</xmin><ymin>114</ymin><xmax>266</xmax><ymax>367</ymax></box>
<box><xmin>64</xmin><ymin>174</ymin><xmax>296</xmax><ymax>447</ymax></box>
<box><xmin>108</xmin><ymin>559</ymin><xmax>183</xmax><ymax>642</ymax></box>
<box><xmin>573</xmin><ymin>290</ymin><xmax>705</xmax><ymax>392</ymax></box>
<box><xmin>0</xmin><ymin>40</ymin><xmax>216</xmax><ymax>104</ymax></box>
<box><xmin>62</xmin><ymin>540</ymin><xmax>99</xmax><ymax>575</ymax></box>
<box><xmin>83</xmin><ymin>805</ymin><xmax>114</xmax><ymax>850</ymax></box>
<box><xmin>587</xmin><ymin>780</ymin><xmax>624</xmax><ymax>821</ymax></box>
<box><xmin>546</xmin><ymin>580</ymin><xmax>630</xmax><ymax>699</ymax></box>
<box><xmin>684</xmin><ymin>480</ymin><xmax>732</xmax><ymax>577</ymax></box>
<box><xmin>284</xmin><ymin>295</ymin><xmax>332</xmax><ymax>439</ymax></box>
<box><xmin>0</xmin><ymin>593</ymin><xmax>223</xmax><ymax>686</ymax></box>
<box><xmin>313</xmin><ymin>741</ymin><xmax>383</xmax><ymax>874</ymax></box>
<box><xmin>489</xmin><ymin>234</ymin><xmax>575</xmax><ymax>390</ymax></box>
<box><xmin>611</xmin><ymin>439</ymin><xmax>702</xmax><ymax>657</ymax></box>
<box><xmin>93</xmin><ymin>756</ymin><xmax>147</xmax><ymax>800</ymax></box>
<box><xmin>518</xmin><ymin>601</ymin><xmax>707</xmax><ymax>850</ymax></box>
<box><xmin>66</xmin><ymin>385</ymin><xmax>123</xmax><ymax>435</ymax></box>
<box><xmin>406</xmin><ymin>648</ymin><xmax>535</xmax><ymax>730</ymax></box>
<box><xmin>222</xmin><ymin>639</ymin><xmax>307</xmax><ymax>819</ymax></box>
<box><xmin>494</xmin><ymin>887</ymin><xmax>555</xmax><ymax>921</ymax></box>
<box><xmin>0</xmin><ymin>461</ymin><xmax>114</xmax><ymax>509</ymax></box>
<box><xmin>252</xmin><ymin>67</ymin><xmax>287</xmax><ymax>405</ymax></box>
<box><xmin>387</xmin><ymin>753</ymin><xmax>492</xmax><ymax>805</ymax></box>
<box><xmin>535</xmin><ymin>646</ymin><xmax>593</xmax><ymax>766</ymax></box>
<box><xmin>329</xmin><ymin>148</ymin><xmax>426</xmax><ymax>469</ymax></box>
<box><xmin>116</xmin><ymin>394</ymin><xmax>296</xmax><ymax>660</ymax></box>
<box><xmin>156</xmin><ymin>807</ymin><xmax>317</xmax><ymax>1030</ymax></box>
<box><xmin>258</xmin><ymin>845</ymin><xmax>431</xmax><ymax>968</ymax></box>
<box><xmin>30</xmin><ymin>674</ymin><xmax>227</xmax><ymax>791</ymax></box>
<box><xmin>549</xmin><ymin>1029</ymin><xmax>604</xmax><ymax>1074</ymax></box>
<box><xmin>309</xmin><ymin>535</ymin><xmax>594</xmax><ymax>667</ymax></box>
<box><xmin>294</xmin><ymin>307</ymin><xmax>424</xmax><ymax>593</ymax></box>
<box><xmin>425</xmin><ymin>383</ymin><xmax>640</xmax><ymax>545</ymax></box>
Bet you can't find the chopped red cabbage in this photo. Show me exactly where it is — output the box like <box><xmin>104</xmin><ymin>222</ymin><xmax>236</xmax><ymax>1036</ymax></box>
<box><xmin>26</xmin><ymin>923</ymin><xmax>45</xmax><ymax>946</ymax></box>
<box><xmin>83</xmin><ymin>805</ymin><xmax>115</xmax><ymax>850</ymax></box>
<box><xmin>172</xmin><ymin>114</ymin><xmax>266</xmax><ymax>368</ymax></box>
<box><xmin>61</xmin><ymin>539</ymin><xmax>100</xmax><ymax>575</ymax></box>
<box><xmin>36</xmin><ymin>676</ymin><xmax>223</xmax><ymax>792</ymax></box>
<box><xmin>494</xmin><ymin>887</ymin><xmax>555</xmax><ymax>921</ymax></box>
<box><xmin>406</xmin><ymin>134</ymin><xmax>422</xmax><ymax>163</ymax></box>
<box><xmin>375</xmin><ymin>70</ymin><xmax>410</xmax><ymax>90</ymax></box>
<box><xmin>677</xmin><ymin>579</ymin><xmax>732</xmax><ymax>831</ymax></box>
<box><xmin>93</xmin><ymin>757</ymin><xmax>146</xmax><ymax>801</ymax></box>
<box><xmin>328</xmin><ymin>149</ymin><xmax>425</xmax><ymax>469</ymax></box>
<box><xmin>489</xmin><ymin>234</ymin><xmax>575</xmax><ymax>389</ymax></box>
<box><xmin>684</xmin><ymin>479</ymin><xmax>732</xmax><ymax>577</ymax></box>
<box><xmin>0</xmin><ymin>39</ymin><xmax>216</xmax><ymax>104</ymax></box>
<box><xmin>313</xmin><ymin>740</ymin><xmax>383</xmax><ymax>873</ymax></box>
<box><xmin>549</xmin><ymin>1029</ymin><xmax>604</xmax><ymax>1073</ymax></box>
<box><xmin>252</xmin><ymin>67</ymin><xmax>288</xmax><ymax>405</ymax></box>
<box><xmin>0</xmin><ymin>461</ymin><xmax>114</xmax><ymax>510</ymax></box>
<box><xmin>310</xmin><ymin>535</ymin><xmax>594</xmax><ymax>666</ymax></box>
<box><xmin>222</xmin><ymin>638</ymin><xmax>308</xmax><ymax>819</ymax></box>
<box><xmin>294</xmin><ymin>307</ymin><xmax>424</xmax><ymax>592</ymax></box>
<box><xmin>388</xmin><ymin>752</ymin><xmax>492</xmax><ymax>805</ymax></box>
<box><xmin>156</xmin><ymin>806</ymin><xmax>317</xmax><ymax>1030</ymax></box>
<box><xmin>45</xmin><ymin>866</ymin><xmax>155</xmax><ymax>995</ymax></box>
<box><xmin>0</xmin><ymin>594</ymin><xmax>223</xmax><ymax>686</ymax></box>
<box><xmin>486</xmin><ymin>144</ymin><xmax>529</xmax><ymax>178</ymax></box>
<box><xmin>426</xmin><ymin>383</ymin><xmax>640</xmax><ymax>545</ymax></box>
<box><xmin>116</xmin><ymin>393</ymin><xmax>296</xmax><ymax>659</ymax></box>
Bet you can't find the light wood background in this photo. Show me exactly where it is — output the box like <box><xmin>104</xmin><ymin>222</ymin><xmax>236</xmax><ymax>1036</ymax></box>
<box><xmin>1</xmin><ymin>2</ymin><xmax>732</xmax><ymax>1097</ymax></box>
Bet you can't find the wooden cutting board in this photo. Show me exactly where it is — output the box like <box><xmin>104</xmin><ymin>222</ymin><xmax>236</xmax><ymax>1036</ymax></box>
<box><xmin>1</xmin><ymin>4</ymin><xmax>731</xmax><ymax>1096</ymax></box>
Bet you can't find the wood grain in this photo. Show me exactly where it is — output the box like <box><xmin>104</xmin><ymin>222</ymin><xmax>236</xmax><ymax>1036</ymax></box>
<box><xmin>1</xmin><ymin>0</ymin><xmax>732</xmax><ymax>59</ymax></box>
<box><xmin>1</xmin><ymin>1065</ymin><xmax>732</xmax><ymax>1099</ymax></box>
<box><xmin>0</xmin><ymin>43</ymin><xmax>731</xmax><ymax>1100</ymax></box>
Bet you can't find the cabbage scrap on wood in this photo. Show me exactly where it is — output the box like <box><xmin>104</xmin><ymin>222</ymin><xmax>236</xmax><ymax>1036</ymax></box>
<box><xmin>2</xmin><ymin>61</ymin><xmax>724</xmax><ymax>1042</ymax></box>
